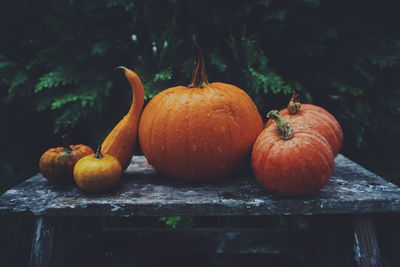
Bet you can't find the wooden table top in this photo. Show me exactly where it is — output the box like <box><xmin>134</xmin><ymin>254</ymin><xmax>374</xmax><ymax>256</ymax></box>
<box><xmin>1</xmin><ymin>155</ymin><xmax>400</xmax><ymax>217</ymax></box>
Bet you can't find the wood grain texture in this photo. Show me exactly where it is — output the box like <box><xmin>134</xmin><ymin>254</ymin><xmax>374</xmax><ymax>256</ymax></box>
<box><xmin>29</xmin><ymin>216</ymin><xmax>56</xmax><ymax>267</ymax></box>
<box><xmin>1</xmin><ymin>155</ymin><xmax>400</xmax><ymax>217</ymax></box>
<box><xmin>353</xmin><ymin>215</ymin><xmax>382</xmax><ymax>267</ymax></box>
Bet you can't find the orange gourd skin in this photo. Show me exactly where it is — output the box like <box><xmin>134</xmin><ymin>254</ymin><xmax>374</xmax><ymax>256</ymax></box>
<box><xmin>266</xmin><ymin>95</ymin><xmax>343</xmax><ymax>156</ymax></box>
<box><xmin>101</xmin><ymin>67</ymin><xmax>145</xmax><ymax>171</ymax></box>
<box><xmin>73</xmin><ymin>148</ymin><xmax>122</xmax><ymax>193</ymax></box>
<box><xmin>139</xmin><ymin>82</ymin><xmax>263</xmax><ymax>181</ymax></box>
<box><xmin>252</xmin><ymin>111</ymin><xmax>334</xmax><ymax>197</ymax></box>
<box><xmin>39</xmin><ymin>145</ymin><xmax>94</xmax><ymax>184</ymax></box>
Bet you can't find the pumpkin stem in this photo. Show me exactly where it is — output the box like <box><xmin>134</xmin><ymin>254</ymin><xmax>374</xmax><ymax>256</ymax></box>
<box><xmin>95</xmin><ymin>145</ymin><xmax>103</xmax><ymax>159</ymax></box>
<box><xmin>188</xmin><ymin>43</ymin><xmax>209</xmax><ymax>88</ymax></box>
<box><xmin>287</xmin><ymin>92</ymin><xmax>301</xmax><ymax>115</ymax></box>
<box><xmin>61</xmin><ymin>134</ymin><xmax>72</xmax><ymax>151</ymax></box>
<box><xmin>115</xmin><ymin>66</ymin><xmax>128</xmax><ymax>72</ymax></box>
<box><xmin>267</xmin><ymin>110</ymin><xmax>293</xmax><ymax>140</ymax></box>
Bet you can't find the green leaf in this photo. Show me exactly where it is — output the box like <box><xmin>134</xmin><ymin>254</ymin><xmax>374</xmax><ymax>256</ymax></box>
<box><xmin>91</xmin><ymin>42</ymin><xmax>108</xmax><ymax>57</ymax></box>
<box><xmin>35</xmin><ymin>68</ymin><xmax>78</xmax><ymax>93</ymax></box>
<box><xmin>0</xmin><ymin>61</ymin><xmax>12</xmax><ymax>69</ymax></box>
<box><xmin>227</xmin><ymin>34</ymin><xmax>291</xmax><ymax>95</ymax></box>
<box><xmin>210</xmin><ymin>53</ymin><xmax>227</xmax><ymax>72</ymax></box>
<box><xmin>154</xmin><ymin>67</ymin><xmax>173</xmax><ymax>82</ymax></box>
<box><xmin>8</xmin><ymin>71</ymin><xmax>28</xmax><ymax>93</ymax></box>
<box><xmin>159</xmin><ymin>216</ymin><xmax>182</xmax><ymax>228</ymax></box>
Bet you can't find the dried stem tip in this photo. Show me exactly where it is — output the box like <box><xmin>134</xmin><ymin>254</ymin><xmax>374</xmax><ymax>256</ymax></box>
<box><xmin>287</xmin><ymin>92</ymin><xmax>301</xmax><ymax>115</ymax></box>
<box><xmin>267</xmin><ymin>110</ymin><xmax>293</xmax><ymax>140</ymax></box>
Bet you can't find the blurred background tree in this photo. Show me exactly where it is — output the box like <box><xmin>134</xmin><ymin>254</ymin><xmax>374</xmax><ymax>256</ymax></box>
<box><xmin>1</xmin><ymin>0</ymin><xmax>400</xmax><ymax>265</ymax></box>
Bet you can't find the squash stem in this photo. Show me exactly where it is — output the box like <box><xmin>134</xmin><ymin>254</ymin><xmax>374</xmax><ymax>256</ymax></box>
<box><xmin>267</xmin><ymin>110</ymin><xmax>293</xmax><ymax>140</ymax></box>
<box><xmin>287</xmin><ymin>92</ymin><xmax>301</xmax><ymax>115</ymax></box>
<box><xmin>188</xmin><ymin>43</ymin><xmax>209</xmax><ymax>88</ymax></box>
<box><xmin>61</xmin><ymin>134</ymin><xmax>72</xmax><ymax>151</ymax></box>
<box><xmin>95</xmin><ymin>145</ymin><xmax>103</xmax><ymax>159</ymax></box>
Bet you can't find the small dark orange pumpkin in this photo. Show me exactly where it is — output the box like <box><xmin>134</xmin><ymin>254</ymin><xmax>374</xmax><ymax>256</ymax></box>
<box><xmin>266</xmin><ymin>93</ymin><xmax>343</xmax><ymax>156</ymax></box>
<box><xmin>39</xmin><ymin>139</ymin><xmax>94</xmax><ymax>184</ymax></box>
<box><xmin>73</xmin><ymin>146</ymin><xmax>122</xmax><ymax>192</ymax></box>
<box><xmin>252</xmin><ymin>110</ymin><xmax>334</xmax><ymax>197</ymax></box>
<box><xmin>138</xmin><ymin>46</ymin><xmax>263</xmax><ymax>181</ymax></box>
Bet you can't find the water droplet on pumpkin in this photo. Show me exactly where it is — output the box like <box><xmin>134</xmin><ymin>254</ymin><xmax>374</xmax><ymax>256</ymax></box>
<box><xmin>192</xmin><ymin>145</ymin><xmax>197</xmax><ymax>151</ymax></box>
<box><xmin>217</xmin><ymin>146</ymin><xmax>223</xmax><ymax>154</ymax></box>
<box><xmin>221</xmin><ymin>126</ymin><xmax>226</xmax><ymax>133</ymax></box>
<box><xmin>160</xmin><ymin>146</ymin><xmax>165</xmax><ymax>152</ymax></box>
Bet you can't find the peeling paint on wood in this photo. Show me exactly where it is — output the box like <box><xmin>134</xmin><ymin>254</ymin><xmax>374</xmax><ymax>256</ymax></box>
<box><xmin>353</xmin><ymin>216</ymin><xmax>382</xmax><ymax>267</ymax></box>
<box><xmin>29</xmin><ymin>216</ymin><xmax>56</xmax><ymax>267</ymax></box>
<box><xmin>1</xmin><ymin>155</ymin><xmax>400</xmax><ymax>217</ymax></box>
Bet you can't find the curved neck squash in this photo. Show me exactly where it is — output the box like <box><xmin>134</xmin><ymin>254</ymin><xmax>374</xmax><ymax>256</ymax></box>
<box><xmin>101</xmin><ymin>67</ymin><xmax>145</xmax><ymax>171</ymax></box>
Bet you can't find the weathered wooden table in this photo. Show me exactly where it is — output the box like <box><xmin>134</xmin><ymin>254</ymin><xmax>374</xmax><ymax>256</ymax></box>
<box><xmin>1</xmin><ymin>155</ymin><xmax>400</xmax><ymax>267</ymax></box>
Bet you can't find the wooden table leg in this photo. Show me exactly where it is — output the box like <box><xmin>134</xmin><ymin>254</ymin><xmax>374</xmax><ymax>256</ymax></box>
<box><xmin>353</xmin><ymin>215</ymin><xmax>382</xmax><ymax>267</ymax></box>
<box><xmin>29</xmin><ymin>216</ymin><xmax>56</xmax><ymax>267</ymax></box>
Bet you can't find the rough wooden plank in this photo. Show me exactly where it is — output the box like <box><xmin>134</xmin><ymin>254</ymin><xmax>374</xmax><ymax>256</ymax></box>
<box><xmin>29</xmin><ymin>216</ymin><xmax>56</xmax><ymax>267</ymax></box>
<box><xmin>353</xmin><ymin>215</ymin><xmax>382</xmax><ymax>267</ymax></box>
<box><xmin>1</xmin><ymin>155</ymin><xmax>400</xmax><ymax>216</ymax></box>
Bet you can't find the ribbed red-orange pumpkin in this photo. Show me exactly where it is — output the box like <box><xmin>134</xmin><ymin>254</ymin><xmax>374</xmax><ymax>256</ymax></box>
<box><xmin>266</xmin><ymin>93</ymin><xmax>343</xmax><ymax>156</ymax></box>
<box><xmin>39</xmin><ymin>142</ymin><xmax>94</xmax><ymax>184</ymax></box>
<box><xmin>139</xmin><ymin>48</ymin><xmax>263</xmax><ymax>181</ymax></box>
<box><xmin>252</xmin><ymin>110</ymin><xmax>334</xmax><ymax>197</ymax></box>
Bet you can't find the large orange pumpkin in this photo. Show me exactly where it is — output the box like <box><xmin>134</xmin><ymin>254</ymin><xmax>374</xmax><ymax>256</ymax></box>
<box><xmin>139</xmin><ymin>47</ymin><xmax>263</xmax><ymax>181</ymax></box>
<box><xmin>101</xmin><ymin>67</ymin><xmax>145</xmax><ymax>171</ymax></box>
<box><xmin>266</xmin><ymin>93</ymin><xmax>343</xmax><ymax>156</ymax></box>
<box><xmin>252</xmin><ymin>110</ymin><xmax>334</xmax><ymax>197</ymax></box>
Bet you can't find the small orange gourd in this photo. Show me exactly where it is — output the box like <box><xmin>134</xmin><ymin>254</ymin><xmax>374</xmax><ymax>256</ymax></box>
<box><xmin>74</xmin><ymin>146</ymin><xmax>122</xmax><ymax>192</ymax></box>
<box><xmin>101</xmin><ymin>67</ymin><xmax>145</xmax><ymax>171</ymax></box>
<box><xmin>139</xmin><ymin>46</ymin><xmax>263</xmax><ymax>181</ymax></box>
<box><xmin>39</xmin><ymin>137</ymin><xmax>94</xmax><ymax>184</ymax></box>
